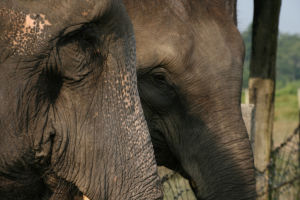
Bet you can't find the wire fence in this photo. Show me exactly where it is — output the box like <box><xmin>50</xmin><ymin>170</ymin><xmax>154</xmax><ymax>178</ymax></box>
<box><xmin>257</xmin><ymin>125</ymin><xmax>300</xmax><ymax>200</ymax></box>
<box><xmin>158</xmin><ymin>125</ymin><xmax>300</xmax><ymax>200</ymax></box>
<box><xmin>158</xmin><ymin>167</ymin><xmax>196</xmax><ymax>200</ymax></box>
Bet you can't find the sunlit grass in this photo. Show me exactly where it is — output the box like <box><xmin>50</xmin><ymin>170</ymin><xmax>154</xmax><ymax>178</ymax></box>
<box><xmin>241</xmin><ymin>81</ymin><xmax>299</xmax><ymax>122</ymax></box>
<box><xmin>241</xmin><ymin>81</ymin><xmax>299</xmax><ymax>146</ymax></box>
<box><xmin>274</xmin><ymin>80</ymin><xmax>299</xmax><ymax>122</ymax></box>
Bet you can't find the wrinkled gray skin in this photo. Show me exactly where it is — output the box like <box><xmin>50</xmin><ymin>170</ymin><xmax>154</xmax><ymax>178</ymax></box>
<box><xmin>0</xmin><ymin>0</ymin><xmax>162</xmax><ymax>199</ymax></box>
<box><xmin>124</xmin><ymin>0</ymin><xmax>256</xmax><ymax>199</ymax></box>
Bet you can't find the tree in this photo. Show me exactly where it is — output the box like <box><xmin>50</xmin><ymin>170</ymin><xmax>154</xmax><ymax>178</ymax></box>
<box><xmin>242</xmin><ymin>27</ymin><xmax>300</xmax><ymax>89</ymax></box>
<box><xmin>248</xmin><ymin>0</ymin><xmax>282</xmax><ymax>199</ymax></box>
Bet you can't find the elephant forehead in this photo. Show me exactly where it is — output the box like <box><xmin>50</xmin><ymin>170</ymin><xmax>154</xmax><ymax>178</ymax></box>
<box><xmin>0</xmin><ymin>0</ymin><xmax>112</xmax><ymax>57</ymax></box>
<box><xmin>0</xmin><ymin>8</ymin><xmax>52</xmax><ymax>56</ymax></box>
<box><xmin>23</xmin><ymin>14</ymin><xmax>52</xmax><ymax>33</ymax></box>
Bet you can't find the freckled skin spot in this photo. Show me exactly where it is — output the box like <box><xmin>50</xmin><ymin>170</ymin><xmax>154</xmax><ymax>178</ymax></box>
<box><xmin>0</xmin><ymin>9</ymin><xmax>52</xmax><ymax>56</ymax></box>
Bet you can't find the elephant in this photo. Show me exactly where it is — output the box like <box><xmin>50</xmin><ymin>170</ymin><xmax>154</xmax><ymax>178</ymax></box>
<box><xmin>0</xmin><ymin>0</ymin><xmax>162</xmax><ymax>200</ymax></box>
<box><xmin>123</xmin><ymin>0</ymin><xmax>256</xmax><ymax>199</ymax></box>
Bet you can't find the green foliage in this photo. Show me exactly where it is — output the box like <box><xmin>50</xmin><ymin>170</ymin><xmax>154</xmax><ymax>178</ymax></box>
<box><xmin>241</xmin><ymin>25</ymin><xmax>300</xmax><ymax>89</ymax></box>
<box><xmin>241</xmin><ymin>25</ymin><xmax>252</xmax><ymax>88</ymax></box>
<box><xmin>275</xmin><ymin>80</ymin><xmax>300</xmax><ymax>97</ymax></box>
<box><xmin>276</xmin><ymin>34</ymin><xmax>300</xmax><ymax>86</ymax></box>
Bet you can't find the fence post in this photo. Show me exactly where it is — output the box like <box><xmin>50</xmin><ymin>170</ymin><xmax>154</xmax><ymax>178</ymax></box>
<box><xmin>241</xmin><ymin>104</ymin><xmax>256</xmax><ymax>150</ymax></box>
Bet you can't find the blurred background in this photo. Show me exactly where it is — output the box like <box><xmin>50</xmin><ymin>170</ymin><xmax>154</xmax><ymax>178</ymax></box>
<box><xmin>238</xmin><ymin>0</ymin><xmax>300</xmax><ymax>147</ymax></box>
<box><xmin>237</xmin><ymin>1</ymin><xmax>300</xmax><ymax>199</ymax></box>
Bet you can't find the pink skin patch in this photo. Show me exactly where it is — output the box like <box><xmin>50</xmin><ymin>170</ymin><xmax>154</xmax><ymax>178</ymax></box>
<box><xmin>22</xmin><ymin>14</ymin><xmax>52</xmax><ymax>34</ymax></box>
<box><xmin>0</xmin><ymin>9</ymin><xmax>52</xmax><ymax>56</ymax></box>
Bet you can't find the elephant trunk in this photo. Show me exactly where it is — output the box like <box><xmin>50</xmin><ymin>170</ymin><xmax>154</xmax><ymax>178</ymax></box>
<box><xmin>171</xmin><ymin>37</ymin><xmax>256</xmax><ymax>198</ymax></box>
<box><xmin>49</xmin><ymin>68</ymin><xmax>162</xmax><ymax>199</ymax></box>
<box><xmin>178</xmin><ymin>101</ymin><xmax>256</xmax><ymax>200</ymax></box>
<box><xmin>46</xmin><ymin>7</ymin><xmax>162</xmax><ymax>198</ymax></box>
<box><xmin>48</xmin><ymin>44</ymin><xmax>162</xmax><ymax>198</ymax></box>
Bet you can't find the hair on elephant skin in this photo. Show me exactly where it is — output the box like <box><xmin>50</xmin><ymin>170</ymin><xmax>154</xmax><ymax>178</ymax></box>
<box><xmin>0</xmin><ymin>0</ymin><xmax>162</xmax><ymax>199</ymax></box>
<box><xmin>124</xmin><ymin>0</ymin><xmax>256</xmax><ymax>199</ymax></box>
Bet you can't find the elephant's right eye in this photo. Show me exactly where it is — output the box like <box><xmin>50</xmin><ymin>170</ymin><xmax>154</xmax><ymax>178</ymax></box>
<box><xmin>153</xmin><ymin>73</ymin><xmax>167</xmax><ymax>83</ymax></box>
<box><xmin>150</xmin><ymin>66</ymin><xmax>171</xmax><ymax>85</ymax></box>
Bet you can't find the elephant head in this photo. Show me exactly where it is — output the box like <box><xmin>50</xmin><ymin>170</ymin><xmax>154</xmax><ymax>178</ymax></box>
<box><xmin>0</xmin><ymin>0</ymin><xmax>162</xmax><ymax>199</ymax></box>
<box><xmin>124</xmin><ymin>0</ymin><xmax>256</xmax><ymax>199</ymax></box>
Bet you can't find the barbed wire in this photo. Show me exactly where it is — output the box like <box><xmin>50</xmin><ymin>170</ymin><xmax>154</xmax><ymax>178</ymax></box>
<box><xmin>255</xmin><ymin>124</ymin><xmax>300</xmax><ymax>199</ymax></box>
<box><xmin>158</xmin><ymin>123</ymin><xmax>300</xmax><ymax>200</ymax></box>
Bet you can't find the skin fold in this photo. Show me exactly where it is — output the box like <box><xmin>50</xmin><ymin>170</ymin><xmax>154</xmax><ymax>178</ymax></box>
<box><xmin>123</xmin><ymin>0</ymin><xmax>256</xmax><ymax>199</ymax></box>
<box><xmin>0</xmin><ymin>0</ymin><xmax>162</xmax><ymax>199</ymax></box>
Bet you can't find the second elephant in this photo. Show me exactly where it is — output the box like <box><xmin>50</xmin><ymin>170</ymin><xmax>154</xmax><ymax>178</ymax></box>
<box><xmin>124</xmin><ymin>0</ymin><xmax>256</xmax><ymax>199</ymax></box>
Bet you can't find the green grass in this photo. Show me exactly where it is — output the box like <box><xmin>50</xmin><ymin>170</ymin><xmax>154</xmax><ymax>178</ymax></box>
<box><xmin>241</xmin><ymin>81</ymin><xmax>299</xmax><ymax>146</ymax></box>
<box><xmin>274</xmin><ymin>80</ymin><xmax>299</xmax><ymax>122</ymax></box>
<box><xmin>241</xmin><ymin>80</ymin><xmax>299</xmax><ymax>122</ymax></box>
<box><xmin>273</xmin><ymin>82</ymin><xmax>299</xmax><ymax>146</ymax></box>
<box><xmin>241</xmin><ymin>90</ymin><xmax>246</xmax><ymax>104</ymax></box>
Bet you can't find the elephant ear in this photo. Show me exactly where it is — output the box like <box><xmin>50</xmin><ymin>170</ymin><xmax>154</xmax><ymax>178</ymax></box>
<box><xmin>224</xmin><ymin>0</ymin><xmax>237</xmax><ymax>25</ymax></box>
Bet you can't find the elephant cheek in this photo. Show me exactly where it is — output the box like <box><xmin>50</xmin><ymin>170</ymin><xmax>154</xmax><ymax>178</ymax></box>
<box><xmin>48</xmin><ymin>60</ymin><xmax>162</xmax><ymax>199</ymax></box>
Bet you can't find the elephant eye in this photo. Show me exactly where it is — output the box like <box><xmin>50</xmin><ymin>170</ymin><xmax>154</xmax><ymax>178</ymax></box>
<box><xmin>153</xmin><ymin>73</ymin><xmax>167</xmax><ymax>83</ymax></box>
<box><xmin>150</xmin><ymin>66</ymin><xmax>170</xmax><ymax>85</ymax></box>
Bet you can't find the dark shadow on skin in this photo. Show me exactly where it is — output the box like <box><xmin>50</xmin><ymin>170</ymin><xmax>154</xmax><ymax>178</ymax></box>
<box><xmin>0</xmin><ymin>150</ymin><xmax>50</xmax><ymax>199</ymax></box>
<box><xmin>43</xmin><ymin>172</ymin><xmax>82</xmax><ymax>200</ymax></box>
<box><xmin>0</xmin><ymin>141</ymin><xmax>81</xmax><ymax>199</ymax></box>
<box><xmin>138</xmin><ymin>68</ymin><xmax>255</xmax><ymax>200</ymax></box>
<box><xmin>138</xmin><ymin>67</ymin><xmax>185</xmax><ymax>171</ymax></box>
